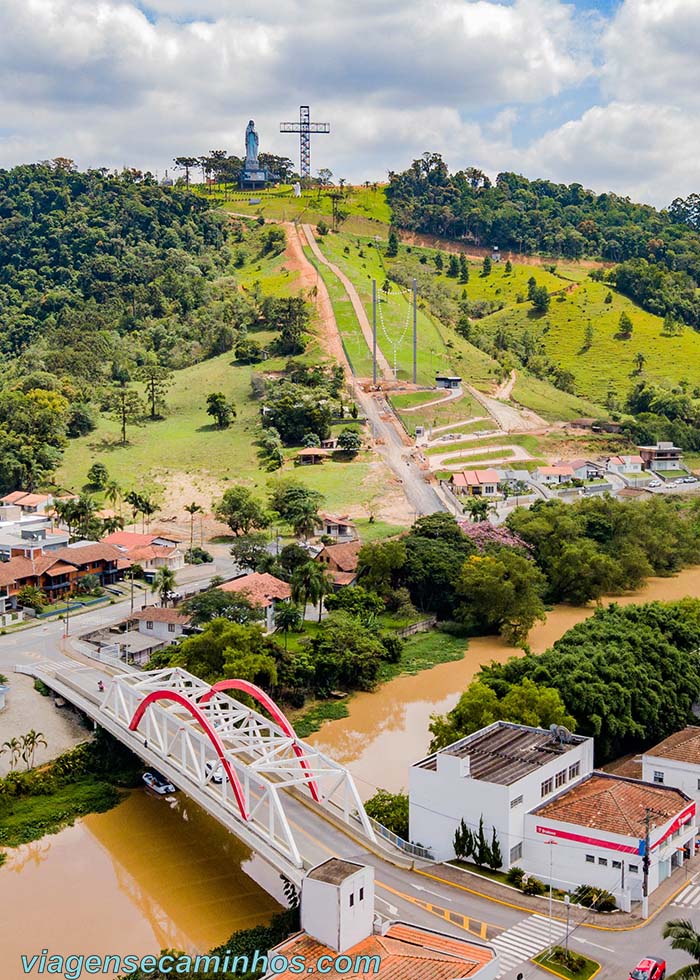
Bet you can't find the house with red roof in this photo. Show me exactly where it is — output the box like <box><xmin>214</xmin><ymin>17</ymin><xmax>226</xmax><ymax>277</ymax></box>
<box><xmin>102</xmin><ymin>530</ymin><xmax>184</xmax><ymax>574</ymax></box>
<box><xmin>219</xmin><ymin>572</ymin><xmax>292</xmax><ymax>631</ymax></box>
<box><xmin>450</xmin><ymin>470</ymin><xmax>500</xmax><ymax>497</ymax></box>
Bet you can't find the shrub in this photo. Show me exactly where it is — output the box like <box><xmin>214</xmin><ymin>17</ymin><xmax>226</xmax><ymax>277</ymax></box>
<box><xmin>506</xmin><ymin>866</ymin><xmax>525</xmax><ymax>887</ymax></box>
<box><xmin>548</xmin><ymin>947</ymin><xmax>587</xmax><ymax>972</ymax></box>
<box><xmin>521</xmin><ymin>875</ymin><xmax>546</xmax><ymax>896</ymax></box>
<box><xmin>572</xmin><ymin>884</ymin><xmax>617</xmax><ymax>912</ymax></box>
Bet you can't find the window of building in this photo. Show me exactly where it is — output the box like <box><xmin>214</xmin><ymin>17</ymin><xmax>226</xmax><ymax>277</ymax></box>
<box><xmin>585</xmin><ymin>855</ymin><xmax>595</xmax><ymax>864</ymax></box>
<box><xmin>146</xmin><ymin>621</ymin><xmax>153</xmax><ymax>630</ymax></box>
<box><xmin>349</xmin><ymin>893</ymin><xmax>354</xmax><ymax>908</ymax></box>
<box><xmin>612</xmin><ymin>860</ymin><xmax>622</xmax><ymax>870</ymax></box>
<box><xmin>598</xmin><ymin>857</ymin><xmax>608</xmax><ymax>866</ymax></box>
<box><xmin>569</xmin><ymin>762</ymin><xmax>580</xmax><ymax>780</ymax></box>
<box><xmin>510</xmin><ymin>795</ymin><xmax>523</xmax><ymax>809</ymax></box>
<box><xmin>653</xmin><ymin>770</ymin><xmax>664</xmax><ymax>784</ymax></box>
<box><xmin>510</xmin><ymin>843</ymin><xmax>523</xmax><ymax>863</ymax></box>
<box><xmin>555</xmin><ymin>769</ymin><xmax>567</xmax><ymax>789</ymax></box>
<box><xmin>168</xmin><ymin>623</ymin><xmax>176</xmax><ymax>633</ymax></box>
<box><xmin>359</xmin><ymin>887</ymin><xmax>364</xmax><ymax>902</ymax></box>
<box><xmin>541</xmin><ymin>778</ymin><xmax>553</xmax><ymax>797</ymax></box>
<box><xmin>628</xmin><ymin>864</ymin><xmax>639</xmax><ymax>874</ymax></box>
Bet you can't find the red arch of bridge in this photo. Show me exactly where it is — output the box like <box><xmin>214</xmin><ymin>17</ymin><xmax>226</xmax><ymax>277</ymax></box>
<box><xmin>128</xmin><ymin>690</ymin><xmax>249</xmax><ymax>820</ymax></box>
<box><xmin>199</xmin><ymin>680</ymin><xmax>321</xmax><ymax>803</ymax></box>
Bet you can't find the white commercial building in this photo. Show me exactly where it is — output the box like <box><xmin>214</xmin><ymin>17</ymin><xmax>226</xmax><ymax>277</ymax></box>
<box><xmin>642</xmin><ymin>726</ymin><xmax>700</xmax><ymax>813</ymax></box>
<box><xmin>410</xmin><ymin>722</ymin><xmax>594</xmax><ymax>867</ymax></box>
<box><xmin>526</xmin><ymin>772</ymin><xmax>695</xmax><ymax>903</ymax></box>
<box><xmin>410</xmin><ymin>722</ymin><xmax>696</xmax><ymax>907</ymax></box>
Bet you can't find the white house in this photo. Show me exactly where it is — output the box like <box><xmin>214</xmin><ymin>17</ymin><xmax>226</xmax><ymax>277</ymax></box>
<box><xmin>642</xmin><ymin>727</ymin><xmax>700</xmax><ymax>814</ymax></box>
<box><xmin>535</xmin><ymin>465</ymin><xmax>575</xmax><ymax>485</ymax></box>
<box><xmin>450</xmin><ymin>469</ymin><xmax>500</xmax><ymax>497</ymax></box>
<box><xmin>524</xmin><ymin>772</ymin><xmax>695</xmax><ymax>903</ymax></box>
<box><xmin>0</xmin><ymin>491</ymin><xmax>54</xmax><ymax>515</ymax></box>
<box><xmin>409</xmin><ymin>722</ymin><xmax>594</xmax><ymax>867</ymax></box>
<box><xmin>315</xmin><ymin>512</ymin><xmax>357</xmax><ymax>541</ymax></box>
<box><xmin>132</xmin><ymin>606</ymin><xmax>192</xmax><ymax>644</ymax></box>
<box><xmin>102</xmin><ymin>531</ymin><xmax>185</xmax><ymax>574</ymax></box>
<box><xmin>265</xmin><ymin>858</ymin><xmax>499</xmax><ymax>980</ymax></box>
<box><xmin>606</xmin><ymin>454</ymin><xmax>644</xmax><ymax>475</ymax></box>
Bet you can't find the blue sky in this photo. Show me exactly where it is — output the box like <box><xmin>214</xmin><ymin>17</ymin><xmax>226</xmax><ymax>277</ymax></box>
<box><xmin>0</xmin><ymin>0</ymin><xmax>697</xmax><ymax>207</ymax></box>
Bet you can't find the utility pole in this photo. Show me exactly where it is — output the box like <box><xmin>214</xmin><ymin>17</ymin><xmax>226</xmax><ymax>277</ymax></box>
<box><xmin>564</xmin><ymin>895</ymin><xmax>571</xmax><ymax>956</ymax></box>
<box><xmin>412</xmin><ymin>277</ymin><xmax>417</xmax><ymax>385</ymax></box>
<box><xmin>642</xmin><ymin>807</ymin><xmax>652</xmax><ymax>918</ymax></box>
<box><xmin>372</xmin><ymin>279</ymin><xmax>377</xmax><ymax>386</ymax></box>
<box><xmin>545</xmin><ymin>838</ymin><xmax>558</xmax><ymax>947</ymax></box>
<box><xmin>129</xmin><ymin>572</ymin><xmax>135</xmax><ymax>618</ymax></box>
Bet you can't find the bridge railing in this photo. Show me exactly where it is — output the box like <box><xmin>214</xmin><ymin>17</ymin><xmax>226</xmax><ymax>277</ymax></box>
<box><xmin>366</xmin><ymin>816</ymin><xmax>435</xmax><ymax>862</ymax></box>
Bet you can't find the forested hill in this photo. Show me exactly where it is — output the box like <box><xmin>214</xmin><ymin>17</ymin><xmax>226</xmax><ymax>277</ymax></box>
<box><xmin>0</xmin><ymin>160</ymin><xmax>240</xmax><ymax>367</ymax></box>
<box><xmin>386</xmin><ymin>155</ymin><xmax>700</xmax><ymax>326</ymax></box>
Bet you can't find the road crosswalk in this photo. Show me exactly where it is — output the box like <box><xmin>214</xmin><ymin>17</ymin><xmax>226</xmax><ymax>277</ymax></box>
<box><xmin>492</xmin><ymin>913</ymin><xmax>569</xmax><ymax>978</ymax></box>
<box><xmin>672</xmin><ymin>880</ymin><xmax>700</xmax><ymax>909</ymax></box>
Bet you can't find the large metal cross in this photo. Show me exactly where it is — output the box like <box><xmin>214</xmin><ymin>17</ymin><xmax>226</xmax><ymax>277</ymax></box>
<box><xmin>280</xmin><ymin>105</ymin><xmax>330</xmax><ymax>180</ymax></box>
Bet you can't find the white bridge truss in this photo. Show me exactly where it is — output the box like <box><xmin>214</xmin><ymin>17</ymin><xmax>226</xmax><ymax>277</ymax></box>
<box><xmin>101</xmin><ymin>667</ymin><xmax>375</xmax><ymax>871</ymax></box>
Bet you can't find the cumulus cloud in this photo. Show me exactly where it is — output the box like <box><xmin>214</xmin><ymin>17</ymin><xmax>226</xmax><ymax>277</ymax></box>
<box><xmin>0</xmin><ymin>0</ymin><xmax>695</xmax><ymax>206</ymax></box>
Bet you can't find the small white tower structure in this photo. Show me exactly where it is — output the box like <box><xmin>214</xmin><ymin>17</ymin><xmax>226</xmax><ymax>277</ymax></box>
<box><xmin>301</xmin><ymin>858</ymin><xmax>375</xmax><ymax>953</ymax></box>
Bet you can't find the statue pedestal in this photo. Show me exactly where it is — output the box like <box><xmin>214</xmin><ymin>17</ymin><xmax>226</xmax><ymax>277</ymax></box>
<box><xmin>240</xmin><ymin>166</ymin><xmax>269</xmax><ymax>189</ymax></box>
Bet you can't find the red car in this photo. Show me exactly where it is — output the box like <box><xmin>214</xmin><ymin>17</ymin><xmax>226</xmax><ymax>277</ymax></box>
<box><xmin>630</xmin><ymin>959</ymin><xmax>666</xmax><ymax>980</ymax></box>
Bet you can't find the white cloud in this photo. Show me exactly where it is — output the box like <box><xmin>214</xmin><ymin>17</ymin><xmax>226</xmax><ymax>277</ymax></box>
<box><xmin>0</xmin><ymin>0</ymin><xmax>592</xmax><ymax>181</ymax></box>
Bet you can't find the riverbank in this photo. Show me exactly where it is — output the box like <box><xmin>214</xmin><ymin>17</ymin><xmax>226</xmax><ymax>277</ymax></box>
<box><xmin>308</xmin><ymin>566</ymin><xmax>700</xmax><ymax>796</ymax></box>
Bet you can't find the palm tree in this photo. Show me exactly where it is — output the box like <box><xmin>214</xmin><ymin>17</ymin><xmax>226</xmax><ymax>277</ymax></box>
<box><xmin>315</xmin><ymin>567</ymin><xmax>335</xmax><ymax>623</ymax></box>
<box><xmin>152</xmin><ymin>566</ymin><xmax>177</xmax><ymax>606</ymax></box>
<box><xmin>100</xmin><ymin>516</ymin><xmax>124</xmax><ymax>536</ymax></box>
<box><xmin>21</xmin><ymin>730</ymin><xmax>47</xmax><ymax>770</ymax></box>
<box><xmin>184</xmin><ymin>502</ymin><xmax>204</xmax><ymax>553</ymax></box>
<box><xmin>104</xmin><ymin>480</ymin><xmax>122</xmax><ymax>516</ymax></box>
<box><xmin>1</xmin><ymin>737</ymin><xmax>22</xmax><ymax>772</ymax></box>
<box><xmin>274</xmin><ymin>602</ymin><xmax>303</xmax><ymax>649</ymax></box>
<box><xmin>291</xmin><ymin>561</ymin><xmax>330</xmax><ymax>621</ymax></box>
<box><xmin>662</xmin><ymin>918</ymin><xmax>700</xmax><ymax>978</ymax></box>
<box><xmin>290</xmin><ymin>500</ymin><xmax>321</xmax><ymax>540</ymax></box>
<box><xmin>140</xmin><ymin>496</ymin><xmax>159</xmax><ymax>532</ymax></box>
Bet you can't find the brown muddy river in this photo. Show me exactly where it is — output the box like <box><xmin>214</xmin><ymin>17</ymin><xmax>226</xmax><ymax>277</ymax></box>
<box><xmin>0</xmin><ymin>791</ymin><xmax>281</xmax><ymax>980</ymax></box>
<box><xmin>307</xmin><ymin>566</ymin><xmax>700</xmax><ymax>796</ymax></box>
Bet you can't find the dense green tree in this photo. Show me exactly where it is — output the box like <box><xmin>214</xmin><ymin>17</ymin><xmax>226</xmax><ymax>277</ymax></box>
<box><xmin>229</xmin><ymin>533</ymin><xmax>270</xmax><ymax>571</ymax></box>
<box><xmin>182</xmin><ymin>589</ymin><xmax>259</xmax><ymax>626</ymax></box>
<box><xmin>447</xmin><ymin>254</ymin><xmax>460</xmax><ymax>278</ymax></box>
<box><xmin>324</xmin><ymin>586</ymin><xmax>385</xmax><ymax>626</ymax></box>
<box><xmin>455</xmin><ymin>551</ymin><xmax>546</xmax><ymax>644</ymax></box>
<box><xmin>386</xmin><ymin>231</ymin><xmax>399</xmax><ymax>257</ymax></box>
<box><xmin>87</xmin><ymin>462</ymin><xmax>109</xmax><ymax>489</ymax></box>
<box><xmin>337</xmin><ymin>428</ymin><xmax>362</xmax><ymax>454</ymax></box>
<box><xmin>206</xmin><ymin>392</ymin><xmax>236</xmax><ymax>429</ymax></box>
<box><xmin>618</xmin><ymin>311</ymin><xmax>633</xmax><ymax>336</ymax></box>
<box><xmin>357</xmin><ymin>539</ymin><xmax>407</xmax><ymax>594</ymax></box>
<box><xmin>459</xmin><ymin>254</ymin><xmax>469</xmax><ymax>283</ymax></box>
<box><xmin>309</xmin><ymin>613</ymin><xmax>386</xmax><ymax>692</ymax></box>
<box><xmin>531</xmin><ymin>285</ymin><xmax>550</xmax><ymax>312</ymax></box>
<box><xmin>215</xmin><ymin>487</ymin><xmax>269</xmax><ymax>536</ymax></box>
<box><xmin>173</xmin><ymin>618</ymin><xmax>281</xmax><ymax>685</ymax></box>
<box><xmin>365</xmin><ymin>789</ymin><xmax>409</xmax><ymax>840</ymax></box>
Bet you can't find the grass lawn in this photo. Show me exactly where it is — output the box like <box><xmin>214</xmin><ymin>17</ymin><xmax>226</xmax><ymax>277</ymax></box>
<box><xmin>486</xmin><ymin>278</ymin><xmax>700</xmax><ymax>403</ymax></box>
<box><xmin>392</xmin><ymin>392</ymin><xmax>484</xmax><ymax>435</ymax></box>
<box><xmin>425</xmin><ymin>434</ymin><xmax>539</xmax><ymax>457</ymax></box>
<box><xmin>302</xmin><ymin>244</ymin><xmax>375</xmax><ymax>376</ymax></box>
<box><xmin>437</xmin><ymin>449</ymin><xmax>517</xmax><ymax>466</ymax></box>
<box><xmin>317</xmin><ymin>232</ymin><xmax>500</xmax><ymax>387</ymax></box>
<box><xmin>533</xmin><ymin>948</ymin><xmax>600</xmax><ymax>980</ymax></box>
<box><xmin>511</xmin><ymin>374</ymin><xmax>605</xmax><ymax>422</ymax></box>
<box><xmin>354</xmin><ymin>518</ymin><xmax>406</xmax><ymax>541</ymax></box>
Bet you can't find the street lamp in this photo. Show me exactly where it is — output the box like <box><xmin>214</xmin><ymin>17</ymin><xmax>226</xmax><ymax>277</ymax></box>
<box><xmin>544</xmin><ymin>838</ymin><xmax>558</xmax><ymax>947</ymax></box>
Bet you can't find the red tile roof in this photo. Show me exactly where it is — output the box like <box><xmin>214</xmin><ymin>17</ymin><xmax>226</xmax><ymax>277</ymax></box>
<box><xmin>103</xmin><ymin>531</ymin><xmax>158</xmax><ymax>548</ymax></box>
<box><xmin>219</xmin><ymin>572</ymin><xmax>292</xmax><ymax>607</ymax></box>
<box><xmin>270</xmin><ymin>923</ymin><xmax>495</xmax><ymax>980</ymax></box>
<box><xmin>644</xmin><ymin>727</ymin><xmax>700</xmax><ymax>765</ymax></box>
<box><xmin>53</xmin><ymin>543</ymin><xmax>122</xmax><ymax>566</ymax></box>
<box><xmin>318</xmin><ymin>540</ymin><xmax>361</xmax><ymax>572</ymax></box>
<box><xmin>534</xmin><ymin>773</ymin><xmax>691</xmax><ymax>838</ymax></box>
<box><xmin>538</xmin><ymin>465</ymin><xmax>574</xmax><ymax>477</ymax></box>
<box><xmin>452</xmin><ymin>469</ymin><xmax>500</xmax><ymax>487</ymax></box>
<box><xmin>133</xmin><ymin>606</ymin><xmax>191</xmax><ymax>625</ymax></box>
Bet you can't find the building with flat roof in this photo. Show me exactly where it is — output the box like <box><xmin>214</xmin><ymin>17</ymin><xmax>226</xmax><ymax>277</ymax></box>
<box><xmin>410</xmin><ymin>722</ymin><xmax>593</xmax><ymax>866</ymax></box>
<box><xmin>638</xmin><ymin>442</ymin><xmax>684</xmax><ymax>471</ymax></box>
